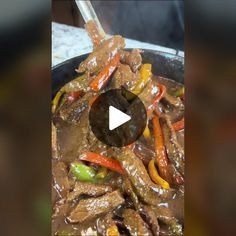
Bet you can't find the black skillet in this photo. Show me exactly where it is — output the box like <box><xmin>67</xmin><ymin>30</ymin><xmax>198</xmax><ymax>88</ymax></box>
<box><xmin>52</xmin><ymin>49</ymin><xmax>184</xmax><ymax>98</ymax></box>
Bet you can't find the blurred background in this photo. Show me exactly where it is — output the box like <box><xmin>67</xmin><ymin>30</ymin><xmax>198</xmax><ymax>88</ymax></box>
<box><xmin>52</xmin><ymin>0</ymin><xmax>184</xmax><ymax>50</ymax></box>
<box><xmin>0</xmin><ymin>0</ymin><xmax>236</xmax><ymax>236</ymax></box>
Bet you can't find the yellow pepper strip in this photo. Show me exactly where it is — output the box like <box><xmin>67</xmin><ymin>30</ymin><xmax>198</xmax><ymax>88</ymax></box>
<box><xmin>143</xmin><ymin>123</ymin><xmax>151</xmax><ymax>139</ymax></box>
<box><xmin>106</xmin><ymin>225</ymin><xmax>120</xmax><ymax>236</ymax></box>
<box><xmin>171</xmin><ymin>87</ymin><xmax>184</xmax><ymax>97</ymax></box>
<box><xmin>52</xmin><ymin>74</ymin><xmax>87</xmax><ymax>113</ymax></box>
<box><xmin>52</xmin><ymin>89</ymin><xmax>65</xmax><ymax>113</ymax></box>
<box><xmin>95</xmin><ymin>166</ymin><xmax>108</xmax><ymax>179</ymax></box>
<box><xmin>148</xmin><ymin>160</ymin><xmax>170</xmax><ymax>189</ymax></box>
<box><xmin>132</xmin><ymin>63</ymin><xmax>152</xmax><ymax>95</ymax></box>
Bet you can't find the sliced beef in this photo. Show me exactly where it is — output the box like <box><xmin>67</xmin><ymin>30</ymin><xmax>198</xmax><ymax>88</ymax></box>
<box><xmin>156</xmin><ymin>76</ymin><xmax>182</xmax><ymax>94</ymax></box>
<box><xmin>139</xmin><ymin>205</ymin><xmax>160</xmax><ymax>236</ymax></box>
<box><xmin>133</xmin><ymin>141</ymin><xmax>156</xmax><ymax>167</ymax></box>
<box><xmin>120</xmin><ymin>49</ymin><xmax>142</xmax><ymax>72</ymax></box>
<box><xmin>161</xmin><ymin>93</ymin><xmax>184</xmax><ymax>123</ymax></box>
<box><xmin>96</xmin><ymin>213</ymin><xmax>118</xmax><ymax>236</ymax></box>
<box><xmin>122</xmin><ymin>178</ymin><xmax>139</xmax><ymax>210</ymax></box>
<box><xmin>67</xmin><ymin>190</ymin><xmax>125</xmax><ymax>223</ymax></box>
<box><xmin>150</xmin><ymin>205</ymin><xmax>183</xmax><ymax>236</ymax></box>
<box><xmin>52</xmin><ymin>123</ymin><xmax>58</xmax><ymax>159</ymax></box>
<box><xmin>85</xmin><ymin>20</ymin><xmax>105</xmax><ymax>48</ymax></box>
<box><xmin>56</xmin><ymin>116</ymin><xmax>90</xmax><ymax>163</ymax></box>
<box><xmin>123</xmin><ymin>209</ymin><xmax>152</xmax><ymax>236</ymax></box>
<box><xmin>176</xmin><ymin>129</ymin><xmax>184</xmax><ymax>149</ymax></box>
<box><xmin>52</xmin><ymin>185</ymin><xmax>59</xmax><ymax>207</ymax></box>
<box><xmin>62</xmin><ymin>74</ymin><xmax>94</xmax><ymax>93</ymax></box>
<box><xmin>114</xmin><ymin>148</ymin><xmax>175</xmax><ymax>206</ymax></box>
<box><xmin>67</xmin><ymin>182</ymin><xmax>112</xmax><ymax>202</ymax></box>
<box><xmin>138</xmin><ymin>80</ymin><xmax>160</xmax><ymax>110</ymax></box>
<box><xmin>59</xmin><ymin>92</ymin><xmax>92</xmax><ymax>124</ymax></box>
<box><xmin>160</xmin><ymin>116</ymin><xmax>185</xmax><ymax>176</ymax></box>
<box><xmin>52</xmin><ymin>198</ymin><xmax>71</xmax><ymax>235</ymax></box>
<box><xmin>52</xmin><ymin>161</ymin><xmax>70</xmax><ymax>199</ymax></box>
<box><xmin>111</xmin><ymin>63</ymin><xmax>138</xmax><ymax>90</ymax></box>
<box><xmin>77</xmin><ymin>35</ymin><xmax>125</xmax><ymax>75</ymax></box>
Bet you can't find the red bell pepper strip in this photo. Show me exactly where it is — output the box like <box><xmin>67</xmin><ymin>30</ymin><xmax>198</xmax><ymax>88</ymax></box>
<box><xmin>152</xmin><ymin>114</ymin><xmax>172</xmax><ymax>183</ymax></box>
<box><xmin>147</xmin><ymin>84</ymin><xmax>166</xmax><ymax>116</ymax></box>
<box><xmin>80</xmin><ymin>152</ymin><xmax>126</xmax><ymax>175</ymax></box>
<box><xmin>173</xmin><ymin>118</ymin><xmax>184</xmax><ymax>131</ymax></box>
<box><xmin>89</xmin><ymin>54</ymin><xmax>120</xmax><ymax>91</ymax></box>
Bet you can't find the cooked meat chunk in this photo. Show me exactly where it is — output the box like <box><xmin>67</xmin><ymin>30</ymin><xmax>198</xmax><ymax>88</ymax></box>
<box><xmin>67</xmin><ymin>190</ymin><xmax>125</xmax><ymax>223</ymax></box>
<box><xmin>123</xmin><ymin>209</ymin><xmax>152</xmax><ymax>236</ymax></box>
<box><xmin>59</xmin><ymin>92</ymin><xmax>92</xmax><ymax>124</ymax></box>
<box><xmin>56</xmin><ymin>116</ymin><xmax>90</xmax><ymax>163</ymax></box>
<box><xmin>133</xmin><ymin>141</ymin><xmax>156</xmax><ymax>167</ymax></box>
<box><xmin>52</xmin><ymin>198</ymin><xmax>71</xmax><ymax>235</ymax></box>
<box><xmin>67</xmin><ymin>182</ymin><xmax>112</xmax><ymax>202</ymax></box>
<box><xmin>156</xmin><ymin>76</ymin><xmax>182</xmax><ymax>94</ymax></box>
<box><xmin>111</xmin><ymin>64</ymin><xmax>138</xmax><ymax>90</ymax></box>
<box><xmin>151</xmin><ymin>205</ymin><xmax>183</xmax><ymax>236</ymax></box>
<box><xmin>161</xmin><ymin>93</ymin><xmax>184</xmax><ymax>123</ymax></box>
<box><xmin>52</xmin><ymin>161</ymin><xmax>70</xmax><ymax>199</ymax></box>
<box><xmin>77</xmin><ymin>35</ymin><xmax>125</xmax><ymax>74</ymax></box>
<box><xmin>176</xmin><ymin>129</ymin><xmax>184</xmax><ymax>149</ymax></box>
<box><xmin>120</xmin><ymin>49</ymin><xmax>142</xmax><ymax>72</ymax></box>
<box><xmin>96</xmin><ymin>213</ymin><xmax>118</xmax><ymax>236</ymax></box>
<box><xmin>138</xmin><ymin>80</ymin><xmax>160</xmax><ymax>110</ymax></box>
<box><xmin>160</xmin><ymin>116</ymin><xmax>185</xmax><ymax>176</ymax></box>
<box><xmin>85</xmin><ymin>20</ymin><xmax>105</xmax><ymax>47</ymax></box>
<box><xmin>122</xmin><ymin>178</ymin><xmax>139</xmax><ymax>210</ymax></box>
<box><xmin>140</xmin><ymin>205</ymin><xmax>160</xmax><ymax>236</ymax></box>
<box><xmin>114</xmin><ymin>148</ymin><xmax>175</xmax><ymax>205</ymax></box>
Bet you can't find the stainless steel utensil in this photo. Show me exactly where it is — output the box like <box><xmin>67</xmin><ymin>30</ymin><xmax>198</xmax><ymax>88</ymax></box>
<box><xmin>75</xmin><ymin>0</ymin><xmax>106</xmax><ymax>37</ymax></box>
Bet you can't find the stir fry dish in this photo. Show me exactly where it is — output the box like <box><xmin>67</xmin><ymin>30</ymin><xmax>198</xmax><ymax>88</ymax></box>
<box><xmin>52</xmin><ymin>20</ymin><xmax>184</xmax><ymax>236</ymax></box>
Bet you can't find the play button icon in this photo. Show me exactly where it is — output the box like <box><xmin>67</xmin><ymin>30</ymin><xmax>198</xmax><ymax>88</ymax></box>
<box><xmin>109</xmin><ymin>106</ymin><xmax>131</xmax><ymax>131</ymax></box>
<box><xmin>89</xmin><ymin>89</ymin><xmax>147</xmax><ymax>147</ymax></box>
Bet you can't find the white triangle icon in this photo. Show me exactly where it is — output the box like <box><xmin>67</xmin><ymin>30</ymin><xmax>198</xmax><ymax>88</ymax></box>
<box><xmin>109</xmin><ymin>106</ymin><xmax>131</xmax><ymax>131</ymax></box>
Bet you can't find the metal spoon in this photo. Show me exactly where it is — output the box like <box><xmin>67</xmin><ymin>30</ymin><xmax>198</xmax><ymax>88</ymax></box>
<box><xmin>75</xmin><ymin>0</ymin><xmax>106</xmax><ymax>38</ymax></box>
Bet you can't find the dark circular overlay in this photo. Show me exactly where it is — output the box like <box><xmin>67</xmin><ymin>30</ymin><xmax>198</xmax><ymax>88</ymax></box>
<box><xmin>89</xmin><ymin>89</ymin><xmax>147</xmax><ymax>147</ymax></box>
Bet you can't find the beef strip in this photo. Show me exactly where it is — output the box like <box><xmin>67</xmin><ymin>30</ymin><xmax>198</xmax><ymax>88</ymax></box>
<box><xmin>56</xmin><ymin>116</ymin><xmax>90</xmax><ymax>163</ymax></box>
<box><xmin>139</xmin><ymin>205</ymin><xmax>160</xmax><ymax>236</ymax></box>
<box><xmin>122</xmin><ymin>178</ymin><xmax>139</xmax><ymax>210</ymax></box>
<box><xmin>67</xmin><ymin>182</ymin><xmax>112</xmax><ymax>202</ymax></box>
<box><xmin>120</xmin><ymin>49</ymin><xmax>142</xmax><ymax>72</ymax></box>
<box><xmin>85</xmin><ymin>20</ymin><xmax>105</xmax><ymax>48</ymax></box>
<box><xmin>114</xmin><ymin>148</ymin><xmax>175</xmax><ymax>206</ymax></box>
<box><xmin>52</xmin><ymin>123</ymin><xmax>58</xmax><ymax>159</ymax></box>
<box><xmin>52</xmin><ymin>161</ymin><xmax>70</xmax><ymax>199</ymax></box>
<box><xmin>77</xmin><ymin>35</ymin><xmax>125</xmax><ymax>75</ymax></box>
<box><xmin>160</xmin><ymin>116</ymin><xmax>185</xmax><ymax>177</ymax></box>
<box><xmin>161</xmin><ymin>93</ymin><xmax>184</xmax><ymax>123</ymax></box>
<box><xmin>133</xmin><ymin>141</ymin><xmax>156</xmax><ymax>167</ymax></box>
<box><xmin>52</xmin><ymin>198</ymin><xmax>71</xmax><ymax>235</ymax></box>
<box><xmin>59</xmin><ymin>92</ymin><xmax>92</xmax><ymax>124</ymax></box>
<box><xmin>138</xmin><ymin>80</ymin><xmax>160</xmax><ymax>110</ymax></box>
<box><xmin>176</xmin><ymin>130</ymin><xmax>184</xmax><ymax>149</ymax></box>
<box><xmin>150</xmin><ymin>205</ymin><xmax>183</xmax><ymax>236</ymax></box>
<box><xmin>123</xmin><ymin>209</ymin><xmax>152</xmax><ymax>236</ymax></box>
<box><xmin>62</xmin><ymin>74</ymin><xmax>94</xmax><ymax>93</ymax></box>
<box><xmin>156</xmin><ymin>76</ymin><xmax>182</xmax><ymax>95</ymax></box>
<box><xmin>96</xmin><ymin>212</ymin><xmax>118</xmax><ymax>236</ymax></box>
<box><xmin>67</xmin><ymin>190</ymin><xmax>125</xmax><ymax>223</ymax></box>
<box><xmin>111</xmin><ymin>63</ymin><xmax>138</xmax><ymax>90</ymax></box>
